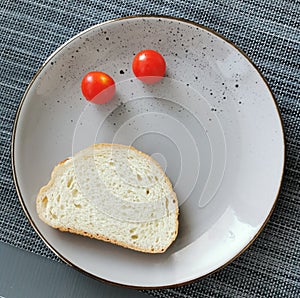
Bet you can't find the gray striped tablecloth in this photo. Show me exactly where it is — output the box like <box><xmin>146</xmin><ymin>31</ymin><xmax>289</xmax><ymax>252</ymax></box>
<box><xmin>0</xmin><ymin>0</ymin><xmax>299</xmax><ymax>297</ymax></box>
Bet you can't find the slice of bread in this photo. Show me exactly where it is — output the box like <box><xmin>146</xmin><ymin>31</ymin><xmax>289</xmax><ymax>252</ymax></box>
<box><xmin>36</xmin><ymin>144</ymin><xmax>179</xmax><ymax>253</ymax></box>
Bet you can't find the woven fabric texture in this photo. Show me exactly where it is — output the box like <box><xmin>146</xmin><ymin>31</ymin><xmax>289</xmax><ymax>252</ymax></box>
<box><xmin>0</xmin><ymin>0</ymin><xmax>299</xmax><ymax>297</ymax></box>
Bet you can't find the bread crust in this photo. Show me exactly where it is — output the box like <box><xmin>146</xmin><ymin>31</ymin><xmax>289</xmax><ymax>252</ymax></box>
<box><xmin>57</xmin><ymin>226</ymin><xmax>177</xmax><ymax>253</ymax></box>
<box><xmin>36</xmin><ymin>143</ymin><xmax>179</xmax><ymax>253</ymax></box>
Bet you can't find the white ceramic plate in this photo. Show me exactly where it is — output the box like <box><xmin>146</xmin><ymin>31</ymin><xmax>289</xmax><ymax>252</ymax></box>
<box><xmin>12</xmin><ymin>16</ymin><xmax>285</xmax><ymax>288</ymax></box>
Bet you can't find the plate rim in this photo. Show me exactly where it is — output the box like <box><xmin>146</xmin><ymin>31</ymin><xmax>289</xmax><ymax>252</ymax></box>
<box><xmin>11</xmin><ymin>14</ymin><xmax>286</xmax><ymax>289</ymax></box>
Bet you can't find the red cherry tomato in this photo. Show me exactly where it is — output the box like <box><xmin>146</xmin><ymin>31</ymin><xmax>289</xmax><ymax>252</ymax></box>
<box><xmin>81</xmin><ymin>71</ymin><xmax>116</xmax><ymax>104</ymax></box>
<box><xmin>132</xmin><ymin>50</ymin><xmax>166</xmax><ymax>84</ymax></box>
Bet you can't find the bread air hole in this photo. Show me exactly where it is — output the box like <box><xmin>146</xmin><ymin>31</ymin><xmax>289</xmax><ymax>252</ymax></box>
<box><xmin>146</xmin><ymin>189</ymin><xmax>150</xmax><ymax>195</ymax></box>
<box><xmin>137</xmin><ymin>174</ymin><xmax>142</xmax><ymax>181</ymax></box>
<box><xmin>50</xmin><ymin>210</ymin><xmax>57</xmax><ymax>219</ymax></box>
<box><xmin>155</xmin><ymin>176</ymin><xmax>158</xmax><ymax>181</ymax></box>
<box><xmin>74</xmin><ymin>203</ymin><xmax>82</xmax><ymax>208</ymax></box>
<box><xmin>56</xmin><ymin>195</ymin><xmax>60</xmax><ymax>203</ymax></box>
<box><xmin>131</xmin><ymin>234</ymin><xmax>138</xmax><ymax>240</ymax></box>
<box><xmin>42</xmin><ymin>196</ymin><xmax>48</xmax><ymax>208</ymax></box>
<box><xmin>67</xmin><ymin>177</ymin><xmax>73</xmax><ymax>188</ymax></box>
<box><xmin>72</xmin><ymin>189</ymin><xmax>78</xmax><ymax>197</ymax></box>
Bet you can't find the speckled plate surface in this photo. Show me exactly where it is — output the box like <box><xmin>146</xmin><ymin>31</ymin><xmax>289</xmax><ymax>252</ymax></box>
<box><xmin>12</xmin><ymin>16</ymin><xmax>285</xmax><ymax>288</ymax></box>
